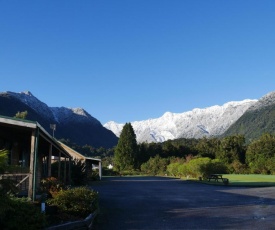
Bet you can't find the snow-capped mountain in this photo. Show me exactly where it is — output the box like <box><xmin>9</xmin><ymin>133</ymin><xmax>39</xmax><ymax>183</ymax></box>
<box><xmin>223</xmin><ymin>91</ymin><xmax>275</xmax><ymax>140</ymax></box>
<box><xmin>7</xmin><ymin>91</ymin><xmax>55</xmax><ymax>121</ymax></box>
<box><xmin>246</xmin><ymin>91</ymin><xmax>275</xmax><ymax>112</ymax></box>
<box><xmin>0</xmin><ymin>91</ymin><xmax>118</xmax><ymax>148</ymax></box>
<box><xmin>7</xmin><ymin>91</ymin><xmax>101</xmax><ymax>125</ymax></box>
<box><xmin>104</xmin><ymin>99</ymin><xmax>258</xmax><ymax>143</ymax></box>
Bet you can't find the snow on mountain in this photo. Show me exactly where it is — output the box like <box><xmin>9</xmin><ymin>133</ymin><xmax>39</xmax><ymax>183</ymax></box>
<box><xmin>7</xmin><ymin>91</ymin><xmax>55</xmax><ymax>121</ymax></box>
<box><xmin>247</xmin><ymin>91</ymin><xmax>275</xmax><ymax>112</ymax></box>
<box><xmin>1</xmin><ymin>91</ymin><xmax>118</xmax><ymax>148</ymax></box>
<box><xmin>5</xmin><ymin>91</ymin><xmax>261</xmax><ymax>144</ymax></box>
<box><xmin>104</xmin><ymin>99</ymin><xmax>258</xmax><ymax>143</ymax></box>
<box><xmin>6</xmin><ymin>91</ymin><xmax>101</xmax><ymax>125</ymax></box>
<box><xmin>103</xmin><ymin>121</ymin><xmax>124</xmax><ymax>137</ymax></box>
<box><xmin>51</xmin><ymin>106</ymin><xmax>101</xmax><ymax>125</ymax></box>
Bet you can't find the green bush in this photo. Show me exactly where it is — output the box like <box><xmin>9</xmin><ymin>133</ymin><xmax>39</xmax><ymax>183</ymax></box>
<box><xmin>0</xmin><ymin>196</ymin><xmax>46</xmax><ymax>230</ymax></box>
<box><xmin>200</xmin><ymin>159</ymin><xmax>228</xmax><ymax>178</ymax></box>
<box><xmin>102</xmin><ymin>168</ymin><xmax>120</xmax><ymax>176</ymax></box>
<box><xmin>166</xmin><ymin>157</ymin><xmax>228</xmax><ymax>179</ymax></box>
<box><xmin>47</xmin><ymin>186</ymin><xmax>98</xmax><ymax>218</ymax></box>
<box><xmin>140</xmin><ymin>155</ymin><xmax>169</xmax><ymax>175</ymax></box>
<box><xmin>117</xmin><ymin>169</ymin><xmax>142</xmax><ymax>176</ymax></box>
<box><xmin>187</xmin><ymin>157</ymin><xmax>212</xmax><ymax>178</ymax></box>
<box><xmin>87</xmin><ymin>170</ymin><xmax>100</xmax><ymax>180</ymax></box>
<box><xmin>0</xmin><ymin>149</ymin><xmax>8</xmax><ymax>173</ymax></box>
<box><xmin>0</xmin><ymin>195</ymin><xmax>12</xmax><ymax>220</ymax></box>
<box><xmin>0</xmin><ymin>178</ymin><xmax>19</xmax><ymax>195</ymax></box>
<box><xmin>167</xmin><ymin>162</ymin><xmax>181</xmax><ymax>177</ymax></box>
<box><xmin>70</xmin><ymin>159</ymin><xmax>87</xmax><ymax>185</ymax></box>
<box><xmin>178</xmin><ymin>164</ymin><xmax>189</xmax><ymax>178</ymax></box>
<box><xmin>230</xmin><ymin>160</ymin><xmax>248</xmax><ymax>174</ymax></box>
<box><xmin>40</xmin><ymin>177</ymin><xmax>65</xmax><ymax>198</ymax></box>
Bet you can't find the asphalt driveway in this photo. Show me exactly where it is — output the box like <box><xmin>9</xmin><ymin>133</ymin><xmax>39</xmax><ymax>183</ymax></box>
<box><xmin>90</xmin><ymin>176</ymin><xmax>275</xmax><ymax>230</ymax></box>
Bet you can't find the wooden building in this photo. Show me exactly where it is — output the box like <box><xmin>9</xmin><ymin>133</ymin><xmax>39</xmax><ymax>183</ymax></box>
<box><xmin>58</xmin><ymin>141</ymin><xmax>102</xmax><ymax>180</ymax></box>
<box><xmin>0</xmin><ymin>115</ymin><xmax>72</xmax><ymax>200</ymax></box>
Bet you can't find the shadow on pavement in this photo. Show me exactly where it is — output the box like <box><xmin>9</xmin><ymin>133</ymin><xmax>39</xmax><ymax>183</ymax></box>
<box><xmin>91</xmin><ymin>176</ymin><xmax>275</xmax><ymax>230</ymax></box>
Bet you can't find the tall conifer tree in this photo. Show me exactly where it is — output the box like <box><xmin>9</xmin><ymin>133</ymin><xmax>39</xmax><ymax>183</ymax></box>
<box><xmin>114</xmin><ymin>123</ymin><xmax>138</xmax><ymax>172</ymax></box>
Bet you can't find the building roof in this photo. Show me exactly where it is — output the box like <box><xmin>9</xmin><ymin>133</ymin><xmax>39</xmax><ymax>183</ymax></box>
<box><xmin>58</xmin><ymin>141</ymin><xmax>101</xmax><ymax>163</ymax></box>
<box><xmin>0</xmin><ymin>115</ymin><xmax>71</xmax><ymax>158</ymax></box>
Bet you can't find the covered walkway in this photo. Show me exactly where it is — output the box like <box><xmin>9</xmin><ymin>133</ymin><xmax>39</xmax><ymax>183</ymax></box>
<box><xmin>0</xmin><ymin>115</ymin><xmax>72</xmax><ymax>200</ymax></box>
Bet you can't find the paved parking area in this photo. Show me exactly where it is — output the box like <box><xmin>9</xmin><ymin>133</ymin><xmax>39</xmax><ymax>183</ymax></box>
<box><xmin>91</xmin><ymin>176</ymin><xmax>275</xmax><ymax>230</ymax></box>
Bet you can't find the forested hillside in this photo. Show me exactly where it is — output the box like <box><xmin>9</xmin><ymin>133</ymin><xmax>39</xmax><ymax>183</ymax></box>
<box><xmin>222</xmin><ymin>92</ymin><xmax>275</xmax><ymax>140</ymax></box>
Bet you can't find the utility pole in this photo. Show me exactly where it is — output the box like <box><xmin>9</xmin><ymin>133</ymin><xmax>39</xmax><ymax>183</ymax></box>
<box><xmin>50</xmin><ymin>124</ymin><xmax>56</xmax><ymax>138</ymax></box>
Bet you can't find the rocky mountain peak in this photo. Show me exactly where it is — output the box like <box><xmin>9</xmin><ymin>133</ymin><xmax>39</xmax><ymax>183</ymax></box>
<box><xmin>6</xmin><ymin>91</ymin><xmax>54</xmax><ymax>121</ymax></box>
<box><xmin>5</xmin><ymin>91</ymin><xmax>100</xmax><ymax>125</ymax></box>
<box><xmin>0</xmin><ymin>90</ymin><xmax>118</xmax><ymax>148</ymax></box>
<box><xmin>104</xmin><ymin>99</ymin><xmax>258</xmax><ymax>143</ymax></box>
<box><xmin>248</xmin><ymin>91</ymin><xmax>275</xmax><ymax>112</ymax></box>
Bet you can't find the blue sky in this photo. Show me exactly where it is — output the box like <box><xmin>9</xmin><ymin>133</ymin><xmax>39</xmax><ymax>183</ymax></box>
<box><xmin>1</xmin><ymin>1</ymin><xmax>274</xmax><ymax>124</ymax></box>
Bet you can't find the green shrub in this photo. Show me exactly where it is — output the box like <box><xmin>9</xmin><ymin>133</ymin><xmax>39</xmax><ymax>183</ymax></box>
<box><xmin>187</xmin><ymin>157</ymin><xmax>212</xmax><ymax>178</ymax></box>
<box><xmin>167</xmin><ymin>162</ymin><xmax>181</xmax><ymax>177</ymax></box>
<box><xmin>0</xmin><ymin>196</ymin><xmax>46</xmax><ymax>230</ymax></box>
<box><xmin>0</xmin><ymin>149</ymin><xmax>8</xmax><ymax>173</ymax></box>
<box><xmin>119</xmin><ymin>169</ymin><xmax>142</xmax><ymax>176</ymax></box>
<box><xmin>230</xmin><ymin>160</ymin><xmax>248</xmax><ymax>174</ymax></box>
<box><xmin>167</xmin><ymin>157</ymin><xmax>228</xmax><ymax>179</ymax></box>
<box><xmin>0</xmin><ymin>194</ymin><xmax>12</xmax><ymax>220</ymax></box>
<box><xmin>178</xmin><ymin>164</ymin><xmax>189</xmax><ymax>178</ymax></box>
<box><xmin>140</xmin><ymin>155</ymin><xmax>169</xmax><ymax>175</ymax></box>
<box><xmin>70</xmin><ymin>159</ymin><xmax>87</xmax><ymax>185</ymax></box>
<box><xmin>200</xmin><ymin>159</ymin><xmax>228</xmax><ymax>178</ymax></box>
<box><xmin>0</xmin><ymin>178</ymin><xmax>19</xmax><ymax>195</ymax></box>
<box><xmin>102</xmin><ymin>168</ymin><xmax>120</xmax><ymax>176</ymax></box>
<box><xmin>87</xmin><ymin>170</ymin><xmax>100</xmax><ymax>180</ymax></box>
<box><xmin>47</xmin><ymin>186</ymin><xmax>98</xmax><ymax>218</ymax></box>
<box><xmin>40</xmin><ymin>177</ymin><xmax>65</xmax><ymax>198</ymax></box>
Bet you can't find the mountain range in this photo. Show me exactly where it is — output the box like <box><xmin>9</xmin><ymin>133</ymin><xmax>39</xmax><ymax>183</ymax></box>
<box><xmin>0</xmin><ymin>91</ymin><xmax>118</xmax><ymax>148</ymax></box>
<box><xmin>222</xmin><ymin>91</ymin><xmax>275</xmax><ymax>140</ymax></box>
<box><xmin>1</xmin><ymin>91</ymin><xmax>274</xmax><ymax>147</ymax></box>
<box><xmin>104</xmin><ymin>91</ymin><xmax>275</xmax><ymax>143</ymax></box>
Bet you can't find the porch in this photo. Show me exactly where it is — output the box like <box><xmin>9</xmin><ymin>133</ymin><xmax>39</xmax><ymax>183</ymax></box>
<box><xmin>0</xmin><ymin>116</ymin><xmax>72</xmax><ymax>200</ymax></box>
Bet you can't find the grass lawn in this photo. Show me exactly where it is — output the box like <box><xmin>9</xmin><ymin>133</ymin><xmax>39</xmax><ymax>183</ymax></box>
<box><xmin>222</xmin><ymin>174</ymin><xmax>275</xmax><ymax>187</ymax></box>
<box><xmin>197</xmin><ymin>174</ymin><xmax>275</xmax><ymax>187</ymax></box>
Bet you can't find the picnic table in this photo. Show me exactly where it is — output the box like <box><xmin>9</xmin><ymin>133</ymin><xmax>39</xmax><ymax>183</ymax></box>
<box><xmin>207</xmin><ymin>174</ymin><xmax>229</xmax><ymax>185</ymax></box>
<box><xmin>207</xmin><ymin>174</ymin><xmax>224</xmax><ymax>182</ymax></box>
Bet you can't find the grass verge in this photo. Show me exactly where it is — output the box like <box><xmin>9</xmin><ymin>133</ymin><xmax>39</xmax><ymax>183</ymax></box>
<box><xmin>222</xmin><ymin>174</ymin><xmax>275</xmax><ymax>187</ymax></box>
<box><xmin>192</xmin><ymin>174</ymin><xmax>275</xmax><ymax>187</ymax></box>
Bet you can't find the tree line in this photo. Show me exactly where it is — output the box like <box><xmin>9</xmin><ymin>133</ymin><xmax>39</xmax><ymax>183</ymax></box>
<box><xmin>58</xmin><ymin>123</ymin><xmax>275</xmax><ymax>176</ymax></box>
<box><xmin>113</xmin><ymin>123</ymin><xmax>275</xmax><ymax>176</ymax></box>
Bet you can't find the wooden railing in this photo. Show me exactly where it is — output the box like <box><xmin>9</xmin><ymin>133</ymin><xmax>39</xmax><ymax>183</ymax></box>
<box><xmin>0</xmin><ymin>173</ymin><xmax>30</xmax><ymax>192</ymax></box>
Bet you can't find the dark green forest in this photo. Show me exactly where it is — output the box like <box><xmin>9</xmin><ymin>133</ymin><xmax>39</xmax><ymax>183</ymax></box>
<box><xmin>222</xmin><ymin>104</ymin><xmax>275</xmax><ymax>140</ymax></box>
<box><xmin>62</xmin><ymin>129</ymin><xmax>275</xmax><ymax>176</ymax></box>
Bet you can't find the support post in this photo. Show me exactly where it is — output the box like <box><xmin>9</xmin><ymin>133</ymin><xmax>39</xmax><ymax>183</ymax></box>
<box><xmin>48</xmin><ymin>144</ymin><xmax>52</xmax><ymax>177</ymax></box>
<box><xmin>58</xmin><ymin>151</ymin><xmax>61</xmax><ymax>180</ymax></box>
<box><xmin>28</xmin><ymin>128</ymin><xmax>39</xmax><ymax>201</ymax></box>
<box><xmin>28</xmin><ymin>130</ymin><xmax>36</xmax><ymax>200</ymax></box>
<box><xmin>68</xmin><ymin>157</ymin><xmax>71</xmax><ymax>185</ymax></box>
<box><xmin>99</xmin><ymin>161</ymin><xmax>102</xmax><ymax>180</ymax></box>
<box><xmin>64</xmin><ymin>157</ymin><xmax>67</xmax><ymax>184</ymax></box>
